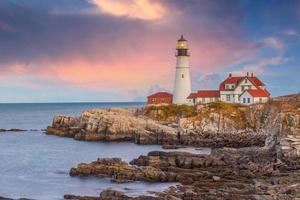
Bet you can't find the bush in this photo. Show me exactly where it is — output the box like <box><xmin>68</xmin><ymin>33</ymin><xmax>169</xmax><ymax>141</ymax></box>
<box><xmin>207</xmin><ymin>101</ymin><xmax>245</xmax><ymax>111</ymax></box>
<box><xmin>144</xmin><ymin>104</ymin><xmax>197</xmax><ymax>121</ymax></box>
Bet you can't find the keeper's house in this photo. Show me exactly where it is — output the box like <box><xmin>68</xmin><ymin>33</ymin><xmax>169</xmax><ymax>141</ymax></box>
<box><xmin>187</xmin><ymin>72</ymin><xmax>270</xmax><ymax>105</ymax></box>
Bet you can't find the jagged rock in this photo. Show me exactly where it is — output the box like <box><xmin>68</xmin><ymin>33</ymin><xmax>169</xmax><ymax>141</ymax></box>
<box><xmin>64</xmin><ymin>189</ymin><xmax>159</xmax><ymax>200</ymax></box>
<box><xmin>68</xmin><ymin>147</ymin><xmax>300</xmax><ymax>200</ymax></box>
<box><xmin>69</xmin><ymin>157</ymin><xmax>173</xmax><ymax>183</ymax></box>
<box><xmin>46</xmin><ymin>107</ymin><xmax>270</xmax><ymax>148</ymax></box>
<box><xmin>62</xmin><ymin>101</ymin><xmax>300</xmax><ymax>200</ymax></box>
<box><xmin>47</xmin><ymin>108</ymin><xmax>178</xmax><ymax>145</ymax></box>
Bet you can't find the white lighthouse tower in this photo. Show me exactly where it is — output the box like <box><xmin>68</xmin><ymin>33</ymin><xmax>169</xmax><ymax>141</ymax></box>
<box><xmin>173</xmin><ymin>35</ymin><xmax>192</xmax><ymax>104</ymax></box>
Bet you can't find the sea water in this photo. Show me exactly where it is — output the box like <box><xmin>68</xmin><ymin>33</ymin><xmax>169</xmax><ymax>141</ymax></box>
<box><xmin>0</xmin><ymin>103</ymin><xmax>208</xmax><ymax>200</ymax></box>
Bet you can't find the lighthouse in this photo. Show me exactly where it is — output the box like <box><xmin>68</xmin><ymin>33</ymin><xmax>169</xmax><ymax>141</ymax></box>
<box><xmin>173</xmin><ymin>35</ymin><xmax>192</xmax><ymax>104</ymax></box>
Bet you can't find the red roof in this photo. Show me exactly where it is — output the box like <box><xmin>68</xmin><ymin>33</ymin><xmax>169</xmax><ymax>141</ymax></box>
<box><xmin>246</xmin><ymin>89</ymin><xmax>270</xmax><ymax>97</ymax></box>
<box><xmin>187</xmin><ymin>93</ymin><xmax>198</xmax><ymax>99</ymax></box>
<box><xmin>187</xmin><ymin>90</ymin><xmax>220</xmax><ymax>99</ymax></box>
<box><xmin>219</xmin><ymin>77</ymin><xmax>244</xmax><ymax>90</ymax></box>
<box><xmin>219</xmin><ymin>75</ymin><xmax>265</xmax><ymax>90</ymax></box>
<box><xmin>247</xmin><ymin>77</ymin><xmax>265</xmax><ymax>87</ymax></box>
<box><xmin>147</xmin><ymin>92</ymin><xmax>173</xmax><ymax>98</ymax></box>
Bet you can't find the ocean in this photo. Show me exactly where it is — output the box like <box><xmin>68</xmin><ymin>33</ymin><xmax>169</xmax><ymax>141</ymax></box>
<box><xmin>0</xmin><ymin>103</ymin><xmax>208</xmax><ymax>200</ymax></box>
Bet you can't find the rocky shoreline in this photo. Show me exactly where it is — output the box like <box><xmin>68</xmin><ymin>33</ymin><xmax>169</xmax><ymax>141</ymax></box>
<box><xmin>46</xmin><ymin>106</ymin><xmax>270</xmax><ymax>148</ymax></box>
<box><xmin>44</xmin><ymin>101</ymin><xmax>300</xmax><ymax>199</ymax></box>
<box><xmin>63</xmin><ymin>111</ymin><xmax>300</xmax><ymax>199</ymax></box>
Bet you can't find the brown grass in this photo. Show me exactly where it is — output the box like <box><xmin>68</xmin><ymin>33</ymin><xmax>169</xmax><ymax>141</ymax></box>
<box><xmin>144</xmin><ymin>104</ymin><xmax>197</xmax><ymax>121</ymax></box>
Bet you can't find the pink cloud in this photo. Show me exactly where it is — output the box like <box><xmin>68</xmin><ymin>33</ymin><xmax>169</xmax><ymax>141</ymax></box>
<box><xmin>0</xmin><ymin>0</ymin><xmax>262</xmax><ymax>100</ymax></box>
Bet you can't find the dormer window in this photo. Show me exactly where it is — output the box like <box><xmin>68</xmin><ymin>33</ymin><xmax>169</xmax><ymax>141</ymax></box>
<box><xmin>231</xmin><ymin>85</ymin><xmax>235</xmax><ymax>89</ymax></box>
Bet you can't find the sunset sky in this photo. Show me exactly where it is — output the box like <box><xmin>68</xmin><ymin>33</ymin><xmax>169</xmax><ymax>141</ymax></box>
<box><xmin>0</xmin><ymin>0</ymin><xmax>300</xmax><ymax>102</ymax></box>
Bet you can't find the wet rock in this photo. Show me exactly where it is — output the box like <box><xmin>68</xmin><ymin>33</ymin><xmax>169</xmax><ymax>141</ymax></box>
<box><xmin>0</xmin><ymin>128</ymin><xmax>28</xmax><ymax>132</ymax></box>
<box><xmin>64</xmin><ymin>194</ymin><xmax>100</xmax><ymax>200</ymax></box>
<box><xmin>64</xmin><ymin>189</ymin><xmax>160</xmax><ymax>200</ymax></box>
<box><xmin>69</xmin><ymin>157</ymin><xmax>173</xmax><ymax>183</ymax></box>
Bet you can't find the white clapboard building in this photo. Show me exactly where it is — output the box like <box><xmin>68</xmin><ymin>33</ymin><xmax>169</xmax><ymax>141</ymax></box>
<box><xmin>188</xmin><ymin>73</ymin><xmax>270</xmax><ymax>105</ymax></box>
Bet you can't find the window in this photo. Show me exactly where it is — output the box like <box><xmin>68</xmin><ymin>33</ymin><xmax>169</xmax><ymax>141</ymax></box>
<box><xmin>210</xmin><ymin>98</ymin><xmax>213</xmax><ymax>102</ymax></box>
<box><xmin>231</xmin><ymin>85</ymin><xmax>235</xmax><ymax>89</ymax></box>
<box><xmin>203</xmin><ymin>98</ymin><xmax>206</xmax><ymax>103</ymax></box>
<box><xmin>152</xmin><ymin>98</ymin><xmax>156</xmax><ymax>102</ymax></box>
<box><xmin>247</xmin><ymin>98</ymin><xmax>250</xmax><ymax>103</ymax></box>
<box><xmin>161</xmin><ymin>98</ymin><xmax>165</xmax><ymax>103</ymax></box>
<box><xmin>226</xmin><ymin>95</ymin><xmax>230</xmax><ymax>101</ymax></box>
<box><xmin>243</xmin><ymin>98</ymin><xmax>246</xmax><ymax>104</ymax></box>
<box><xmin>241</xmin><ymin>86</ymin><xmax>245</xmax><ymax>91</ymax></box>
<box><xmin>225</xmin><ymin>85</ymin><xmax>230</xmax><ymax>89</ymax></box>
<box><xmin>182</xmin><ymin>74</ymin><xmax>184</xmax><ymax>78</ymax></box>
<box><xmin>259</xmin><ymin>98</ymin><xmax>262</xmax><ymax>103</ymax></box>
<box><xmin>245</xmin><ymin>79</ymin><xmax>248</xmax><ymax>83</ymax></box>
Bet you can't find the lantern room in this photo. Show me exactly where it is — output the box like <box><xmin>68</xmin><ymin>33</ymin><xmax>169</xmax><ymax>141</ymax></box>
<box><xmin>176</xmin><ymin>35</ymin><xmax>189</xmax><ymax>57</ymax></box>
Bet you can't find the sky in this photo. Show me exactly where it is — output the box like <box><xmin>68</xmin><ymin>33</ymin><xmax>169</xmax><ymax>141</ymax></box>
<box><xmin>0</xmin><ymin>0</ymin><xmax>300</xmax><ymax>102</ymax></box>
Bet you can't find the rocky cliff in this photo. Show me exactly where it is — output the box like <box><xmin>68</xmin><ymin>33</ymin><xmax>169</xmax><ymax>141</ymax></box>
<box><xmin>47</xmin><ymin>108</ymin><xmax>178</xmax><ymax>144</ymax></box>
<box><xmin>67</xmin><ymin>121</ymin><xmax>300</xmax><ymax>199</ymax></box>
<box><xmin>57</xmin><ymin>101</ymin><xmax>300</xmax><ymax>200</ymax></box>
<box><xmin>46</xmin><ymin>102</ymin><xmax>290</xmax><ymax>148</ymax></box>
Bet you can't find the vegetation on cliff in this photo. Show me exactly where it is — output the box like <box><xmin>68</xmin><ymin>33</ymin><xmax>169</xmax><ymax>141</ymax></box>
<box><xmin>144</xmin><ymin>101</ymin><xmax>249</xmax><ymax>128</ymax></box>
<box><xmin>144</xmin><ymin>104</ymin><xmax>197</xmax><ymax>121</ymax></box>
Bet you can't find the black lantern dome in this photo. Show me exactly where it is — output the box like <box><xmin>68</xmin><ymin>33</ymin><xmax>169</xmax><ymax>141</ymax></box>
<box><xmin>176</xmin><ymin>34</ymin><xmax>189</xmax><ymax>57</ymax></box>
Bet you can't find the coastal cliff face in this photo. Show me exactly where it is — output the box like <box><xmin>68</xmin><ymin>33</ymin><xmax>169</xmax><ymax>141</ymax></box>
<box><xmin>51</xmin><ymin>101</ymin><xmax>300</xmax><ymax>200</ymax></box>
<box><xmin>46</xmin><ymin>101</ymin><xmax>300</xmax><ymax>151</ymax></box>
<box><xmin>47</xmin><ymin>108</ymin><xmax>178</xmax><ymax>144</ymax></box>
<box><xmin>67</xmin><ymin>121</ymin><xmax>300</xmax><ymax>200</ymax></box>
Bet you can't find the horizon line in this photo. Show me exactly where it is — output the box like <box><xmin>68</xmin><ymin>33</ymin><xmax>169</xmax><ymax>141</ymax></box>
<box><xmin>0</xmin><ymin>101</ymin><xmax>146</xmax><ymax>104</ymax></box>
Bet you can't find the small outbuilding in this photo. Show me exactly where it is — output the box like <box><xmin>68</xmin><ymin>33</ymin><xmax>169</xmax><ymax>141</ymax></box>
<box><xmin>187</xmin><ymin>90</ymin><xmax>220</xmax><ymax>105</ymax></box>
<box><xmin>147</xmin><ymin>92</ymin><xmax>173</xmax><ymax>105</ymax></box>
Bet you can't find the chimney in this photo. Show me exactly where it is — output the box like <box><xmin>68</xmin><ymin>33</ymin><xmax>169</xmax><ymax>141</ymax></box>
<box><xmin>251</xmin><ymin>73</ymin><xmax>253</xmax><ymax>77</ymax></box>
<box><xmin>229</xmin><ymin>73</ymin><xmax>232</xmax><ymax>78</ymax></box>
<box><xmin>246</xmin><ymin>72</ymin><xmax>249</xmax><ymax>77</ymax></box>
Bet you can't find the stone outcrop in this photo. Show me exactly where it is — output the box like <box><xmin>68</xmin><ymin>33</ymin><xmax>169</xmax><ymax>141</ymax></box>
<box><xmin>64</xmin><ymin>189</ymin><xmax>158</xmax><ymax>200</ymax></box>
<box><xmin>68</xmin><ymin>148</ymin><xmax>300</xmax><ymax>199</ymax></box>
<box><xmin>46</xmin><ymin>100</ymin><xmax>300</xmax><ymax>151</ymax></box>
<box><xmin>70</xmin><ymin>157</ymin><xmax>171</xmax><ymax>183</ymax></box>
<box><xmin>47</xmin><ymin>108</ymin><xmax>178</xmax><ymax>144</ymax></box>
<box><xmin>46</xmin><ymin>105</ymin><xmax>272</xmax><ymax>148</ymax></box>
<box><xmin>67</xmin><ymin>110</ymin><xmax>300</xmax><ymax>199</ymax></box>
